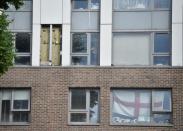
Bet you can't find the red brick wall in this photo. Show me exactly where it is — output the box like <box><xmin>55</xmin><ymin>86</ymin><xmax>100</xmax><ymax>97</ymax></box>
<box><xmin>0</xmin><ymin>67</ymin><xmax>182</xmax><ymax>131</ymax></box>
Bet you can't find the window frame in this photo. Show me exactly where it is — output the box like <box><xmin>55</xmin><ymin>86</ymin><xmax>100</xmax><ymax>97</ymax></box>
<box><xmin>68</xmin><ymin>88</ymin><xmax>100</xmax><ymax>125</ymax></box>
<box><xmin>14</xmin><ymin>32</ymin><xmax>32</xmax><ymax>66</ymax></box>
<box><xmin>110</xmin><ymin>88</ymin><xmax>172</xmax><ymax>126</ymax></box>
<box><xmin>0</xmin><ymin>89</ymin><xmax>31</xmax><ymax>125</ymax></box>
<box><xmin>71</xmin><ymin>32</ymin><xmax>100</xmax><ymax>66</ymax></box>
<box><xmin>152</xmin><ymin>32</ymin><xmax>171</xmax><ymax>66</ymax></box>
<box><xmin>72</xmin><ymin>0</ymin><xmax>100</xmax><ymax>11</ymax></box>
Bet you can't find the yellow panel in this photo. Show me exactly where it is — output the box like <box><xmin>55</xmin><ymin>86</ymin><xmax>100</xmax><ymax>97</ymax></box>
<box><xmin>52</xmin><ymin>27</ymin><xmax>61</xmax><ymax>66</ymax></box>
<box><xmin>40</xmin><ymin>27</ymin><xmax>49</xmax><ymax>65</ymax></box>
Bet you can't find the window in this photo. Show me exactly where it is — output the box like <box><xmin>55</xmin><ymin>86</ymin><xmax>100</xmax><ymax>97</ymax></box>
<box><xmin>0</xmin><ymin>89</ymin><xmax>30</xmax><ymax>123</ymax></box>
<box><xmin>72</xmin><ymin>0</ymin><xmax>100</xmax><ymax>10</ymax></box>
<box><xmin>113</xmin><ymin>0</ymin><xmax>171</xmax><ymax>10</ymax></box>
<box><xmin>111</xmin><ymin>89</ymin><xmax>172</xmax><ymax>125</ymax></box>
<box><xmin>71</xmin><ymin>33</ymin><xmax>99</xmax><ymax>65</ymax></box>
<box><xmin>153</xmin><ymin>33</ymin><xmax>171</xmax><ymax>66</ymax></box>
<box><xmin>69</xmin><ymin>89</ymin><xmax>99</xmax><ymax>124</ymax></box>
<box><xmin>14</xmin><ymin>33</ymin><xmax>31</xmax><ymax>65</ymax></box>
<box><xmin>40</xmin><ymin>25</ymin><xmax>62</xmax><ymax>66</ymax></box>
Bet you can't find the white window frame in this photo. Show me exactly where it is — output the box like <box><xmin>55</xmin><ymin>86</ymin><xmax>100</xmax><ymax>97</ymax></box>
<box><xmin>14</xmin><ymin>32</ymin><xmax>32</xmax><ymax>66</ymax></box>
<box><xmin>71</xmin><ymin>33</ymin><xmax>99</xmax><ymax>65</ymax></box>
<box><xmin>69</xmin><ymin>89</ymin><xmax>99</xmax><ymax>125</ymax></box>
<box><xmin>0</xmin><ymin>89</ymin><xmax>30</xmax><ymax>124</ymax></box>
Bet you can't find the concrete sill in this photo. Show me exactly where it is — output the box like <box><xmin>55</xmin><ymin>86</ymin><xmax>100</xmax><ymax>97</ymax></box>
<box><xmin>0</xmin><ymin>122</ymin><xmax>30</xmax><ymax>126</ymax></box>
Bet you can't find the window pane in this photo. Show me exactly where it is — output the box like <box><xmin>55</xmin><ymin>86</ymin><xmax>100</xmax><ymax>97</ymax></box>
<box><xmin>72</xmin><ymin>33</ymin><xmax>87</xmax><ymax>53</ymax></box>
<box><xmin>91</xmin><ymin>0</ymin><xmax>100</xmax><ymax>9</ymax></box>
<box><xmin>16</xmin><ymin>33</ymin><xmax>30</xmax><ymax>53</ymax></box>
<box><xmin>153</xmin><ymin>56</ymin><xmax>170</xmax><ymax>66</ymax></box>
<box><xmin>13</xmin><ymin>112</ymin><xmax>29</xmax><ymax>122</ymax></box>
<box><xmin>71</xmin><ymin>56</ymin><xmax>87</xmax><ymax>65</ymax></box>
<box><xmin>13</xmin><ymin>100</ymin><xmax>29</xmax><ymax>110</ymax></box>
<box><xmin>154</xmin><ymin>33</ymin><xmax>171</xmax><ymax>53</ymax></box>
<box><xmin>152</xmin><ymin>90</ymin><xmax>171</xmax><ymax>112</ymax></box>
<box><xmin>90</xmin><ymin>90</ymin><xmax>99</xmax><ymax>123</ymax></box>
<box><xmin>1</xmin><ymin>100</ymin><xmax>10</xmax><ymax>122</ymax></box>
<box><xmin>113</xmin><ymin>0</ymin><xmax>150</xmax><ymax>10</ymax></box>
<box><xmin>15</xmin><ymin>56</ymin><xmax>31</xmax><ymax>65</ymax></box>
<box><xmin>90</xmin><ymin>33</ymin><xmax>99</xmax><ymax>65</ymax></box>
<box><xmin>112</xmin><ymin>90</ymin><xmax>151</xmax><ymax>124</ymax></box>
<box><xmin>155</xmin><ymin>0</ymin><xmax>171</xmax><ymax>8</ymax></box>
<box><xmin>71</xmin><ymin>89</ymin><xmax>86</xmax><ymax>109</ymax></box>
<box><xmin>152</xmin><ymin>114</ymin><xmax>171</xmax><ymax>124</ymax></box>
<box><xmin>113</xmin><ymin>33</ymin><xmax>150</xmax><ymax>65</ymax></box>
<box><xmin>73</xmin><ymin>0</ymin><xmax>88</xmax><ymax>9</ymax></box>
<box><xmin>70</xmin><ymin>113</ymin><xmax>87</xmax><ymax>122</ymax></box>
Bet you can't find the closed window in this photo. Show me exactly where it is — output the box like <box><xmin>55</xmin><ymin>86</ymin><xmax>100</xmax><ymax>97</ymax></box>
<box><xmin>111</xmin><ymin>89</ymin><xmax>172</xmax><ymax>125</ymax></box>
<box><xmin>72</xmin><ymin>0</ymin><xmax>100</xmax><ymax>10</ymax></box>
<box><xmin>69</xmin><ymin>89</ymin><xmax>99</xmax><ymax>124</ymax></box>
<box><xmin>0</xmin><ymin>89</ymin><xmax>30</xmax><ymax>123</ymax></box>
<box><xmin>154</xmin><ymin>0</ymin><xmax>171</xmax><ymax>8</ymax></box>
<box><xmin>14</xmin><ymin>33</ymin><xmax>31</xmax><ymax>65</ymax></box>
<box><xmin>71</xmin><ymin>33</ymin><xmax>99</xmax><ymax>65</ymax></box>
<box><xmin>153</xmin><ymin>33</ymin><xmax>171</xmax><ymax>66</ymax></box>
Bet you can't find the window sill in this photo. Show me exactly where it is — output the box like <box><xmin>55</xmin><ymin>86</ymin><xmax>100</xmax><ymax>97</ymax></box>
<box><xmin>0</xmin><ymin>122</ymin><xmax>30</xmax><ymax>126</ymax></box>
<box><xmin>110</xmin><ymin>123</ymin><xmax>173</xmax><ymax>127</ymax></box>
<box><xmin>72</xmin><ymin>9</ymin><xmax>100</xmax><ymax>12</ymax></box>
<box><xmin>68</xmin><ymin>123</ymin><xmax>100</xmax><ymax>126</ymax></box>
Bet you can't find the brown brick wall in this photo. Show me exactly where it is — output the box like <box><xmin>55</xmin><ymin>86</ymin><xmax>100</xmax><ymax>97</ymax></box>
<box><xmin>0</xmin><ymin>67</ymin><xmax>182</xmax><ymax>131</ymax></box>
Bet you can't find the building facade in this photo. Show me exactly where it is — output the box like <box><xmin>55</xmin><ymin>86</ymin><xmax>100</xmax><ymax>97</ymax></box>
<box><xmin>0</xmin><ymin>0</ymin><xmax>183</xmax><ymax>130</ymax></box>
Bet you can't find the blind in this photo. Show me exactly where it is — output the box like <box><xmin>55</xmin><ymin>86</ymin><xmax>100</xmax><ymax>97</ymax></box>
<box><xmin>13</xmin><ymin>90</ymin><xmax>30</xmax><ymax>100</ymax></box>
<box><xmin>112</xmin><ymin>33</ymin><xmax>150</xmax><ymax>65</ymax></box>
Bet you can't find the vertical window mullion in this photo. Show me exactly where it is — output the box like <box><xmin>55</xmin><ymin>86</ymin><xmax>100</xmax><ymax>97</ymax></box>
<box><xmin>49</xmin><ymin>25</ymin><xmax>53</xmax><ymax>65</ymax></box>
<box><xmin>88</xmin><ymin>33</ymin><xmax>91</xmax><ymax>65</ymax></box>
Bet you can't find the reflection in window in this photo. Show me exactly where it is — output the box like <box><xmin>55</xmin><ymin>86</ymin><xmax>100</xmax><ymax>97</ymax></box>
<box><xmin>69</xmin><ymin>89</ymin><xmax>99</xmax><ymax>124</ymax></box>
<box><xmin>91</xmin><ymin>0</ymin><xmax>100</xmax><ymax>9</ymax></box>
<box><xmin>111</xmin><ymin>89</ymin><xmax>172</xmax><ymax>125</ymax></box>
<box><xmin>154</xmin><ymin>0</ymin><xmax>171</xmax><ymax>8</ymax></box>
<box><xmin>73</xmin><ymin>0</ymin><xmax>88</xmax><ymax>9</ymax></box>
<box><xmin>14</xmin><ymin>56</ymin><xmax>31</xmax><ymax>65</ymax></box>
<box><xmin>113</xmin><ymin>0</ymin><xmax>150</xmax><ymax>10</ymax></box>
<box><xmin>71</xmin><ymin>33</ymin><xmax>99</xmax><ymax>65</ymax></box>
<box><xmin>154</xmin><ymin>56</ymin><xmax>170</xmax><ymax>66</ymax></box>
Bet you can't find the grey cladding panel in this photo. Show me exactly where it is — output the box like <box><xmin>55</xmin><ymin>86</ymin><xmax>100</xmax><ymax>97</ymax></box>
<box><xmin>113</xmin><ymin>12</ymin><xmax>151</xmax><ymax>30</ymax></box>
<box><xmin>6</xmin><ymin>12</ymin><xmax>32</xmax><ymax>31</ymax></box>
<box><xmin>71</xmin><ymin>12</ymin><xmax>99</xmax><ymax>31</ymax></box>
<box><xmin>6</xmin><ymin>1</ymin><xmax>32</xmax><ymax>11</ymax></box>
<box><xmin>152</xmin><ymin>11</ymin><xmax>171</xmax><ymax>30</ymax></box>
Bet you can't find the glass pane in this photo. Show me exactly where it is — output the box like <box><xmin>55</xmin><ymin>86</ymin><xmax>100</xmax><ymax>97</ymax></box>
<box><xmin>90</xmin><ymin>33</ymin><xmax>99</xmax><ymax>65</ymax></box>
<box><xmin>13</xmin><ymin>112</ymin><xmax>29</xmax><ymax>122</ymax></box>
<box><xmin>91</xmin><ymin>0</ymin><xmax>100</xmax><ymax>9</ymax></box>
<box><xmin>13</xmin><ymin>100</ymin><xmax>29</xmax><ymax>110</ymax></box>
<box><xmin>153</xmin><ymin>56</ymin><xmax>170</xmax><ymax>66</ymax></box>
<box><xmin>114</xmin><ymin>0</ymin><xmax>150</xmax><ymax>10</ymax></box>
<box><xmin>72</xmin><ymin>33</ymin><xmax>87</xmax><ymax>53</ymax></box>
<box><xmin>73</xmin><ymin>0</ymin><xmax>88</xmax><ymax>9</ymax></box>
<box><xmin>112</xmin><ymin>90</ymin><xmax>151</xmax><ymax>124</ymax></box>
<box><xmin>71</xmin><ymin>89</ymin><xmax>86</xmax><ymax>109</ymax></box>
<box><xmin>16</xmin><ymin>33</ymin><xmax>30</xmax><ymax>53</ymax></box>
<box><xmin>152</xmin><ymin>90</ymin><xmax>171</xmax><ymax>112</ymax></box>
<box><xmin>154</xmin><ymin>33</ymin><xmax>171</xmax><ymax>53</ymax></box>
<box><xmin>154</xmin><ymin>0</ymin><xmax>171</xmax><ymax>8</ymax></box>
<box><xmin>1</xmin><ymin>100</ymin><xmax>10</xmax><ymax>122</ymax></box>
<box><xmin>15</xmin><ymin>56</ymin><xmax>31</xmax><ymax>65</ymax></box>
<box><xmin>152</xmin><ymin>114</ymin><xmax>171</xmax><ymax>124</ymax></box>
<box><xmin>90</xmin><ymin>90</ymin><xmax>99</xmax><ymax>123</ymax></box>
<box><xmin>70</xmin><ymin>113</ymin><xmax>87</xmax><ymax>122</ymax></box>
<box><xmin>71</xmin><ymin>56</ymin><xmax>87</xmax><ymax>65</ymax></box>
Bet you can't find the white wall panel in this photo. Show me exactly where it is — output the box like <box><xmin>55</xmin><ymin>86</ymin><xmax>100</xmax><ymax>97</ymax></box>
<box><xmin>41</xmin><ymin>0</ymin><xmax>62</xmax><ymax>24</ymax></box>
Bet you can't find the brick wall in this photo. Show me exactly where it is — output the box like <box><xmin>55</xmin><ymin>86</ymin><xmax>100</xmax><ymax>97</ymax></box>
<box><xmin>0</xmin><ymin>67</ymin><xmax>182</xmax><ymax>131</ymax></box>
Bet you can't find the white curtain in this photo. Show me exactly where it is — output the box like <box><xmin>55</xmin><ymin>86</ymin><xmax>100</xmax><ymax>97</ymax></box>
<box><xmin>112</xmin><ymin>90</ymin><xmax>150</xmax><ymax>123</ymax></box>
<box><xmin>114</xmin><ymin>0</ymin><xmax>149</xmax><ymax>9</ymax></box>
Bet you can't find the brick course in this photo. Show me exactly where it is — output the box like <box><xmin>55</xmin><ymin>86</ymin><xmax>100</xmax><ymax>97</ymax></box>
<box><xmin>0</xmin><ymin>67</ymin><xmax>182</xmax><ymax>131</ymax></box>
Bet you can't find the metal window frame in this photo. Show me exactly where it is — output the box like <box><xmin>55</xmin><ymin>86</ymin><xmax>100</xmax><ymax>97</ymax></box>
<box><xmin>110</xmin><ymin>89</ymin><xmax>172</xmax><ymax>125</ymax></box>
<box><xmin>71</xmin><ymin>32</ymin><xmax>100</xmax><ymax>65</ymax></box>
<box><xmin>68</xmin><ymin>89</ymin><xmax>99</xmax><ymax>125</ymax></box>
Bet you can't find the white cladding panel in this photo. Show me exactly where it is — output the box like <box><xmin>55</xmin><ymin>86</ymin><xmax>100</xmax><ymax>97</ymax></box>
<box><xmin>41</xmin><ymin>0</ymin><xmax>62</xmax><ymax>24</ymax></box>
